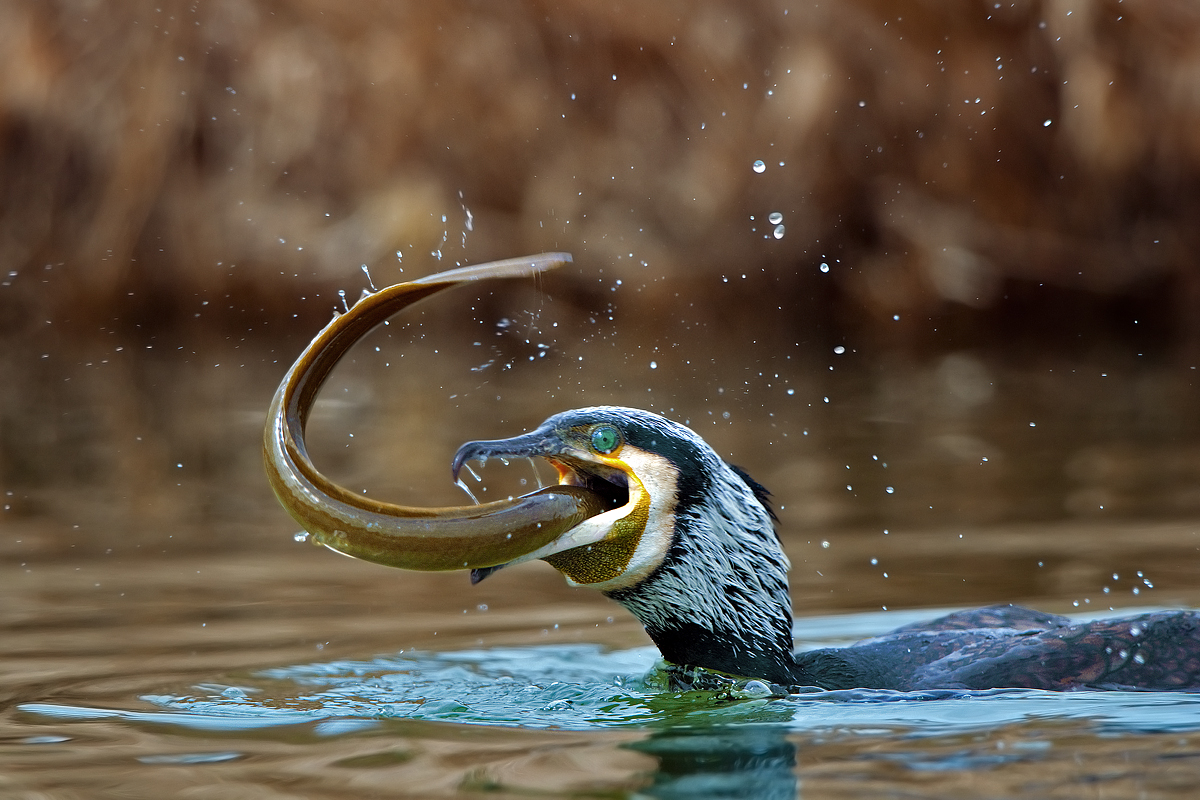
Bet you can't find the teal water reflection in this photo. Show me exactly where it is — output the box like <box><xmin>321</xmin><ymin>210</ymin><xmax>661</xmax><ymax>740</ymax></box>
<box><xmin>17</xmin><ymin>607</ymin><xmax>1200</xmax><ymax>798</ymax></box>
<box><xmin>23</xmin><ymin>609</ymin><xmax>1200</xmax><ymax>737</ymax></box>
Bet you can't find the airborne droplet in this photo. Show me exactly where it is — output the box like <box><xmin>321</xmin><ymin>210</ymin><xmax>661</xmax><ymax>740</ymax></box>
<box><xmin>752</xmin><ymin>160</ymin><xmax>766</xmax><ymax>174</ymax></box>
<box><xmin>361</xmin><ymin>264</ymin><xmax>377</xmax><ymax>292</ymax></box>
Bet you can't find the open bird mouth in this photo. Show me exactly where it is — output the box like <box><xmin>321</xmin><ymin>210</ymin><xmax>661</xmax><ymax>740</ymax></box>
<box><xmin>451</xmin><ymin>448</ymin><xmax>630</xmax><ymax>517</ymax></box>
<box><xmin>549</xmin><ymin>460</ymin><xmax>631</xmax><ymax>512</ymax></box>
<box><xmin>451</xmin><ymin>426</ymin><xmax>638</xmax><ymax>581</ymax></box>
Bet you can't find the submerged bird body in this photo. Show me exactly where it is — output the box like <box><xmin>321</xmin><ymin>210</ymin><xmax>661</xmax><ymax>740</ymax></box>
<box><xmin>456</xmin><ymin>406</ymin><xmax>1200</xmax><ymax>692</ymax></box>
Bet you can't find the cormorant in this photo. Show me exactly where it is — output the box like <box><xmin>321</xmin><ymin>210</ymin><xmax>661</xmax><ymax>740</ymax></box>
<box><xmin>452</xmin><ymin>406</ymin><xmax>1200</xmax><ymax>692</ymax></box>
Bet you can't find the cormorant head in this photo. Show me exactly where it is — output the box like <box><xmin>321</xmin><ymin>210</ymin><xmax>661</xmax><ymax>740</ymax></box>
<box><xmin>454</xmin><ymin>406</ymin><xmax>800</xmax><ymax>683</ymax></box>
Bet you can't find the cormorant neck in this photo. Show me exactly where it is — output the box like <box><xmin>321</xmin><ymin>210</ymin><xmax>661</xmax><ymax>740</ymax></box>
<box><xmin>603</xmin><ymin>458</ymin><xmax>808</xmax><ymax>685</ymax></box>
<box><xmin>642</xmin><ymin>620</ymin><xmax>802</xmax><ymax>686</ymax></box>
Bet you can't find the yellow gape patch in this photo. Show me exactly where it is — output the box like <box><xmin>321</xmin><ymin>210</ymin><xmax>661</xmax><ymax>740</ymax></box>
<box><xmin>544</xmin><ymin>490</ymin><xmax>650</xmax><ymax>585</ymax></box>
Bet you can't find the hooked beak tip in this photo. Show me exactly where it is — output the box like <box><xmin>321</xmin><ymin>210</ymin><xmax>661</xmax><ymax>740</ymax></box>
<box><xmin>450</xmin><ymin>448</ymin><xmax>471</xmax><ymax>483</ymax></box>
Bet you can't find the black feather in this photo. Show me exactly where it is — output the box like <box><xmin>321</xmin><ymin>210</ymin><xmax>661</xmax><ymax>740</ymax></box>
<box><xmin>729</xmin><ymin>463</ymin><xmax>778</xmax><ymax>523</ymax></box>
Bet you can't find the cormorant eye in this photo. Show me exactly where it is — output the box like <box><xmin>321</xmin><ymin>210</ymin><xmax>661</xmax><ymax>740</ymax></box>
<box><xmin>589</xmin><ymin>424</ymin><xmax>622</xmax><ymax>454</ymax></box>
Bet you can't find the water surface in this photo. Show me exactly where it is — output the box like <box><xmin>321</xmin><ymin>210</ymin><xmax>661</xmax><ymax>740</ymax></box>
<box><xmin>6</xmin><ymin>288</ymin><xmax>1200</xmax><ymax>797</ymax></box>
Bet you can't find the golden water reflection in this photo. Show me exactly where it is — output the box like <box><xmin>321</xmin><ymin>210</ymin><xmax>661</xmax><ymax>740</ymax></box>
<box><xmin>5</xmin><ymin>286</ymin><xmax>1200</xmax><ymax>796</ymax></box>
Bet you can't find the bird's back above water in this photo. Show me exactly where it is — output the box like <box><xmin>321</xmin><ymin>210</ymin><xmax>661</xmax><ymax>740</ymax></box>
<box><xmin>798</xmin><ymin>604</ymin><xmax>1200</xmax><ymax>692</ymax></box>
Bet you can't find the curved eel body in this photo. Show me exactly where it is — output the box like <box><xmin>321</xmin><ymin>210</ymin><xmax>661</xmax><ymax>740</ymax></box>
<box><xmin>263</xmin><ymin>253</ymin><xmax>609</xmax><ymax>571</ymax></box>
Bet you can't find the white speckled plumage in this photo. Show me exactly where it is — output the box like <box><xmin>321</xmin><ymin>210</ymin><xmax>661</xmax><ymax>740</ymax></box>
<box><xmin>512</xmin><ymin>407</ymin><xmax>799</xmax><ymax>675</ymax></box>
<box><xmin>605</xmin><ymin>437</ymin><xmax>795</xmax><ymax>662</ymax></box>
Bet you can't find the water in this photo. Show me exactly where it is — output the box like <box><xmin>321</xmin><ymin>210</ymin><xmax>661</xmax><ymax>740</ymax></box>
<box><xmin>7</xmin><ymin>288</ymin><xmax>1200</xmax><ymax>796</ymax></box>
<box><xmin>10</xmin><ymin>600</ymin><xmax>1200</xmax><ymax>798</ymax></box>
<box><xmin>23</xmin><ymin>613</ymin><xmax>1200</xmax><ymax>736</ymax></box>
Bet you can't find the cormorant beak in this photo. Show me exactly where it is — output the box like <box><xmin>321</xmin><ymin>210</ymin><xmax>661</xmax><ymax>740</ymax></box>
<box><xmin>452</xmin><ymin>422</ymin><xmax>638</xmax><ymax>582</ymax></box>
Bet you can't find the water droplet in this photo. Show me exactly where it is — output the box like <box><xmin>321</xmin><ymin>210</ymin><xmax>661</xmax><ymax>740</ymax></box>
<box><xmin>739</xmin><ymin>680</ymin><xmax>773</xmax><ymax>698</ymax></box>
<box><xmin>293</xmin><ymin>531</ymin><xmax>309</xmax><ymax>543</ymax></box>
<box><xmin>768</xmin><ymin>212</ymin><xmax>783</xmax><ymax>224</ymax></box>
<box><xmin>772</xmin><ymin>224</ymin><xmax>785</xmax><ymax>239</ymax></box>
<box><xmin>821</xmin><ymin>541</ymin><xmax>830</xmax><ymax>549</ymax></box>
<box><xmin>1043</xmin><ymin>119</ymin><xmax>1052</xmax><ymax>127</ymax></box>
<box><xmin>456</xmin><ymin>479</ymin><xmax>480</xmax><ymax>505</ymax></box>
<box><xmin>819</xmin><ymin>262</ymin><xmax>830</xmax><ymax>273</ymax></box>
<box><xmin>650</xmin><ymin>360</ymin><xmax>657</xmax><ymax>369</ymax></box>
<box><xmin>886</xmin><ymin>486</ymin><xmax>894</xmax><ymax>494</ymax></box>
<box><xmin>833</xmin><ymin>345</ymin><xmax>845</xmax><ymax>354</ymax></box>
<box><xmin>752</xmin><ymin>160</ymin><xmax>766</xmax><ymax>173</ymax></box>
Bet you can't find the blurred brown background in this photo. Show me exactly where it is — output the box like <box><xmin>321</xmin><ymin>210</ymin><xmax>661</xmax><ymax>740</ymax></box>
<box><xmin>4</xmin><ymin>0</ymin><xmax>1200</xmax><ymax>561</ymax></box>
<box><xmin>4</xmin><ymin>0</ymin><xmax>1199</xmax><ymax>328</ymax></box>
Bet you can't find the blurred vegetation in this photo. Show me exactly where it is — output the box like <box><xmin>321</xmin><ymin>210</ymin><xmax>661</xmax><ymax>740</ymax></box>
<box><xmin>1</xmin><ymin>0</ymin><xmax>1197</xmax><ymax>340</ymax></box>
<box><xmin>5</xmin><ymin>0</ymin><xmax>1200</xmax><ymax>555</ymax></box>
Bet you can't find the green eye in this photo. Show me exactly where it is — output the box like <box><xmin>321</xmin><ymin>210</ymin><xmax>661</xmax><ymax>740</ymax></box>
<box><xmin>590</xmin><ymin>425</ymin><xmax>621</xmax><ymax>454</ymax></box>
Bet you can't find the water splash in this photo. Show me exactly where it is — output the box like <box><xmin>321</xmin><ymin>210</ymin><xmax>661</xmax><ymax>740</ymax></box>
<box><xmin>361</xmin><ymin>264</ymin><xmax>377</xmax><ymax>292</ymax></box>
<box><xmin>22</xmin><ymin>641</ymin><xmax>1200</xmax><ymax>737</ymax></box>
<box><xmin>455</xmin><ymin>478</ymin><xmax>480</xmax><ymax>505</ymax></box>
<box><xmin>527</xmin><ymin>457</ymin><xmax>545</xmax><ymax>489</ymax></box>
<box><xmin>19</xmin><ymin>608</ymin><xmax>1200</xmax><ymax>737</ymax></box>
